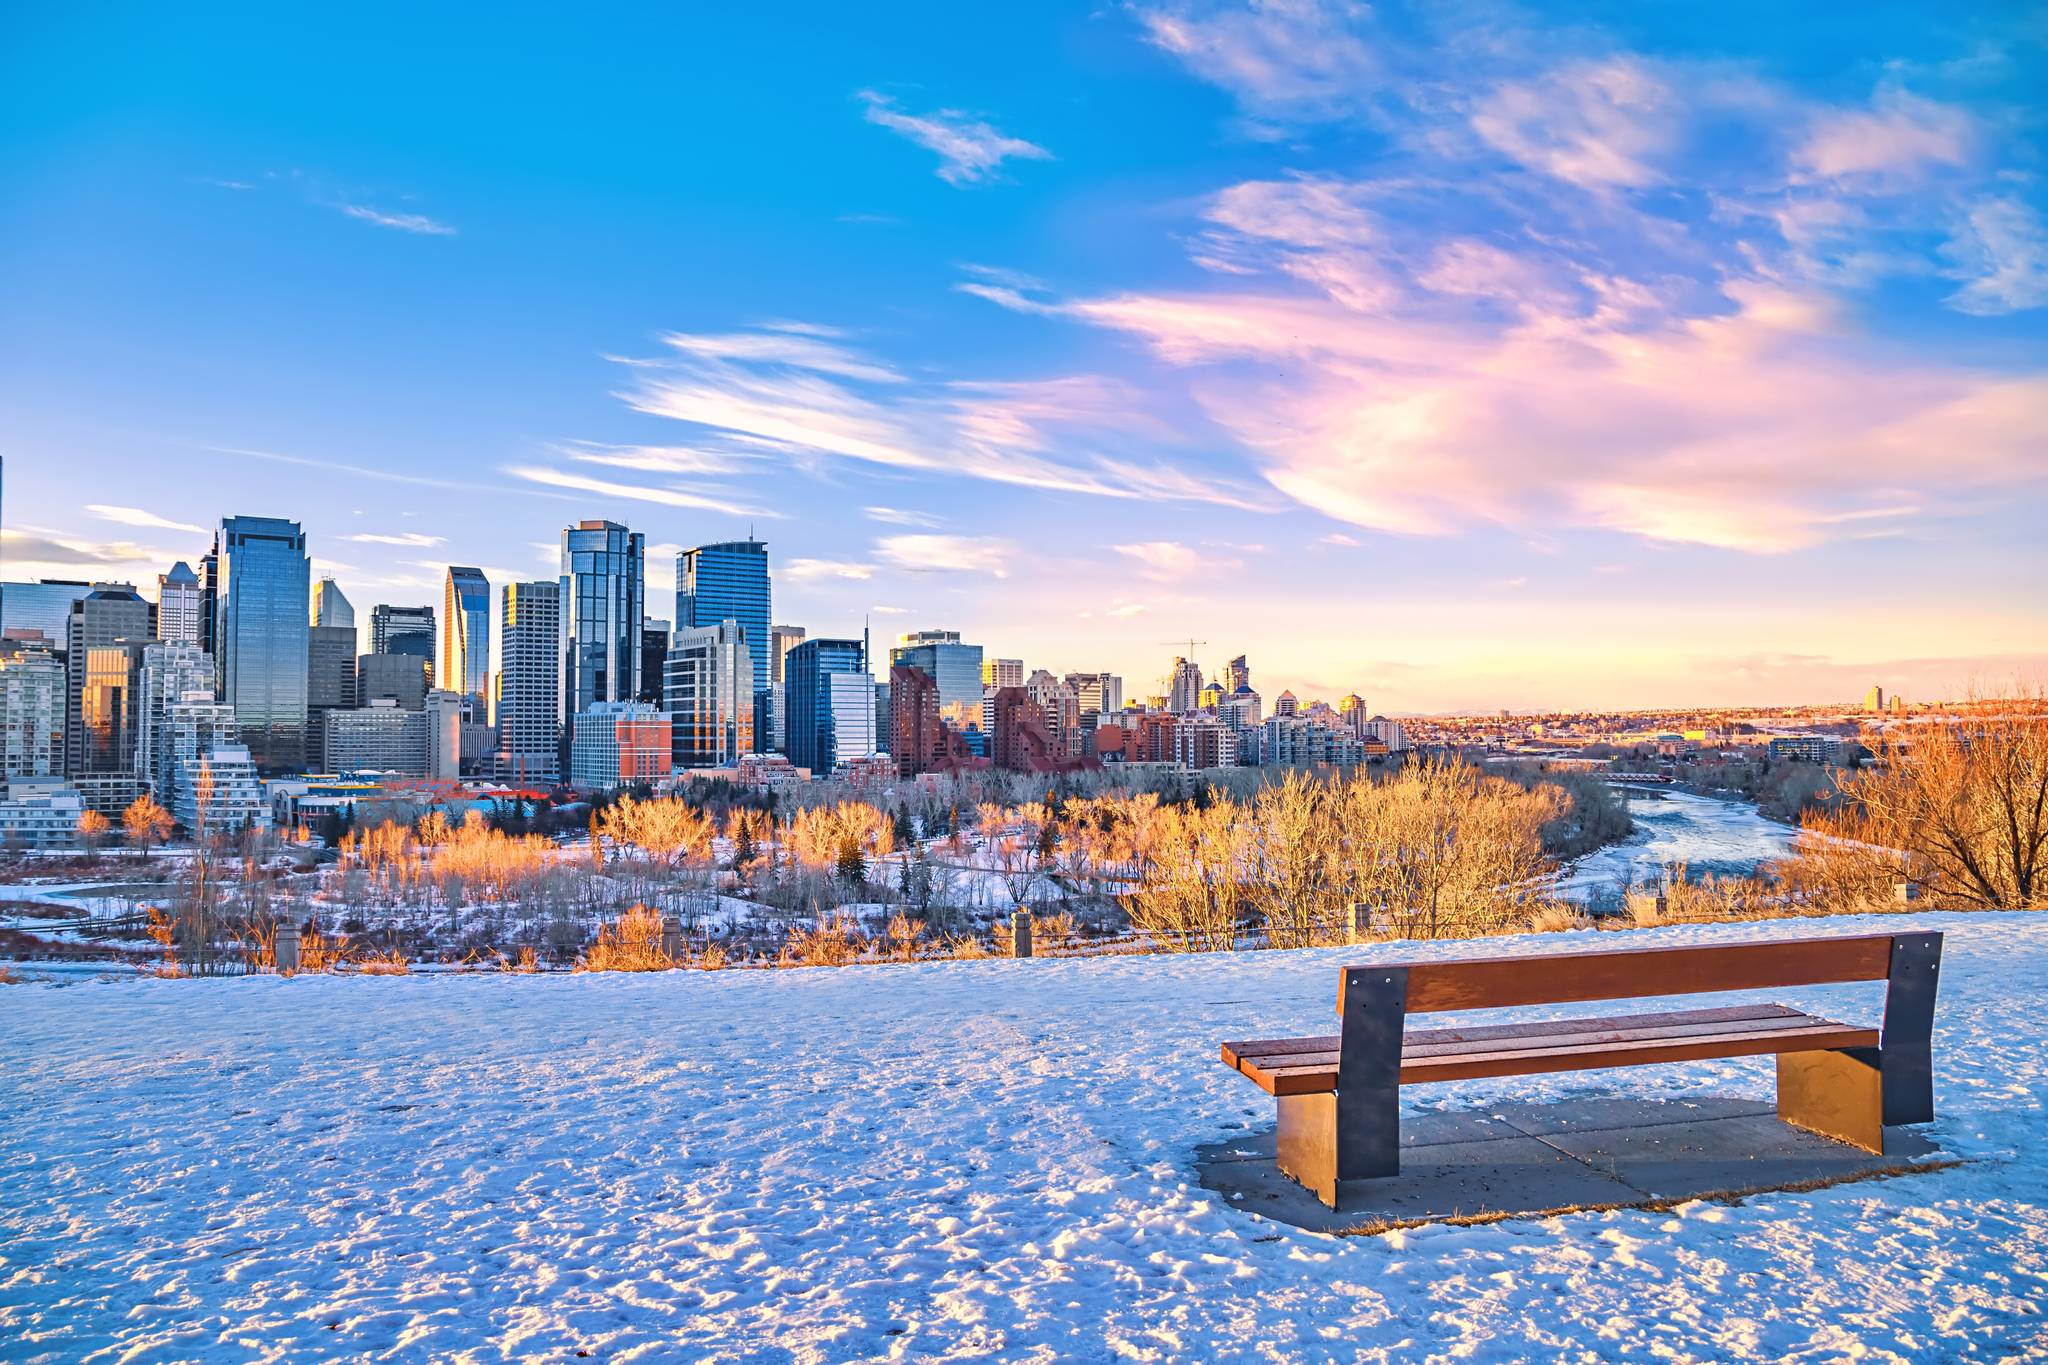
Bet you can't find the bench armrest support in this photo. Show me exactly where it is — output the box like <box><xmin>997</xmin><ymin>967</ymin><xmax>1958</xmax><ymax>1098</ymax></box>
<box><xmin>1336</xmin><ymin>966</ymin><xmax>1407</xmax><ymax>1181</ymax></box>
<box><xmin>1879</xmin><ymin>932</ymin><xmax>1942</xmax><ymax>1126</ymax></box>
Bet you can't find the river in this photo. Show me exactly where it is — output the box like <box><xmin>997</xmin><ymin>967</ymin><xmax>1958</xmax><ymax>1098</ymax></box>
<box><xmin>1555</xmin><ymin>787</ymin><xmax>1797</xmax><ymax>904</ymax></box>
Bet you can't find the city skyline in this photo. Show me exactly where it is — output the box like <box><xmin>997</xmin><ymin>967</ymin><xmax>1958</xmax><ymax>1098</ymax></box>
<box><xmin>3</xmin><ymin>4</ymin><xmax>2044</xmax><ymax>712</ymax></box>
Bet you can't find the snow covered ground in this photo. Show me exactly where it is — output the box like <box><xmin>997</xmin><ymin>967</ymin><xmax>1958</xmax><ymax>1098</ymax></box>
<box><xmin>4</xmin><ymin>912</ymin><xmax>2045</xmax><ymax>1362</ymax></box>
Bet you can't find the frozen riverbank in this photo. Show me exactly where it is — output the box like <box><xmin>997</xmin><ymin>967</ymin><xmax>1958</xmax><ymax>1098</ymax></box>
<box><xmin>1556</xmin><ymin>786</ymin><xmax>1798</xmax><ymax>902</ymax></box>
<box><xmin>4</xmin><ymin>911</ymin><xmax>2045</xmax><ymax>1361</ymax></box>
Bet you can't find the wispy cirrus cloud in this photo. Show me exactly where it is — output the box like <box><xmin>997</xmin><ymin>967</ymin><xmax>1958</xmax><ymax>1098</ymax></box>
<box><xmin>1943</xmin><ymin>197</ymin><xmax>2048</xmax><ymax>316</ymax></box>
<box><xmin>874</xmin><ymin>534</ymin><xmax>1014</xmax><ymax>577</ymax></box>
<box><xmin>341</xmin><ymin>204</ymin><xmax>457</xmax><ymax>235</ymax></box>
<box><xmin>341</xmin><ymin>531</ymin><xmax>447</xmax><ymax>547</ymax></box>
<box><xmin>784</xmin><ymin>558</ymin><xmax>876</xmax><ymax>583</ymax></box>
<box><xmin>602</xmin><ymin>323</ymin><xmax>1270</xmax><ymax>508</ymax></box>
<box><xmin>857</xmin><ymin>90</ymin><xmax>1051</xmax><ymax>185</ymax></box>
<box><xmin>504</xmin><ymin>465</ymin><xmax>777</xmax><ymax>517</ymax></box>
<box><xmin>86</xmin><ymin>505</ymin><xmax>204</xmax><ymax>535</ymax></box>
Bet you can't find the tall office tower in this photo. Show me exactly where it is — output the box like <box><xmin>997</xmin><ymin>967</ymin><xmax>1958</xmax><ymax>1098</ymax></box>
<box><xmin>1273</xmin><ymin>689</ymin><xmax>1299</xmax><ymax>718</ymax></box>
<box><xmin>762</xmin><ymin>624</ymin><xmax>804</xmax><ymax>752</ymax></box>
<box><xmin>311</xmin><ymin>577</ymin><xmax>356</xmax><ymax>631</ymax></box>
<box><xmin>1337</xmin><ymin>693</ymin><xmax>1366</xmax><ymax>734</ymax></box>
<box><xmin>0</xmin><ymin>580</ymin><xmax>92</xmax><ymax>648</ymax></box>
<box><xmin>983</xmin><ymin>658</ymin><xmax>1024</xmax><ymax>690</ymax></box>
<box><xmin>440</xmin><ymin>567</ymin><xmax>490</xmax><ymax>702</ymax></box>
<box><xmin>890</xmin><ymin>630</ymin><xmax>984</xmax><ymax>732</ymax></box>
<box><xmin>560</xmin><ymin>520</ymin><xmax>644</xmax><ymax>737</ymax></box>
<box><xmin>155</xmin><ymin>562</ymin><xmax>203</xmax><ymax>644</ymax></box>
<box><xmin>0</xmin><ymin>646</ymin><xmax>64</xmax><ymax>778</ymax></box>
<box><xmin>305</xmin><ymin>624</ymin><xmax>358</xmax><ymax>767</ymax></box>
<box><xmin>1064</xmin><ymin>672</ymin><xmax>1122</xmax><ymax>718</ymax></box>
<box><xmin>664</xmin><ymin>619</ymin><xmax>755</xmax><ymax>768</ymax></box>
<box><xmin>1168</xmin><ymin>657</ymin><xmax>1204</xmax><ymax>714</ymax></box>
<box><xmin>784</xmin><ymin>637</ymin><xmax>871</xmax><ymax>775</ymax></box>
<box><xmin>355</xmin><ymin>653</ymin><xmax>428</xmax><ymax>709</ymax></box>
<box><xmin>133</xmin><ymin>641</ymin><xmax>215</xmax><ymax>797</ymax></box>
<box><xmin>638</xmin><ymin>618</ymin><xmax>670</xmax><ymax>706</ymax></box>
<box><xmin>64</xmin><ymin>584</ymin><xmax>150</xmax><ymax>775</ymax></box>
<box><xmin>768</xmin><ymin>625</ymin><xmax>805</xmax><ymax>684</ymax></box>
<box><xmin>495</xmin><ymin>580</ymin><xmax>561</xmax><ymax>783</ymax></box>
<box><xmin>370</xmin><ymin>603</ymin><xmax>436</xmax><ymax>684</ymax></box>
<box><xmin>211</xmin><ymin>516</ymin><xmax>311</xmax><ymax>772</ymax></box>
<box><xmin>676</xmin><ymin>539</ymin><xmax>771</xmax><ymax>698</ymax></box>
<box><xmin>1223</xmin><ymin>655</ymin><xmax>1250</xmax><ymax>692</ymax></box>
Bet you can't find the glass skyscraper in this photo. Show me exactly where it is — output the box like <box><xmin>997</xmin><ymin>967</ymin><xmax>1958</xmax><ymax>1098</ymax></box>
<box><xmin>783</xmin><ymin>636</ymin><xmax>870</xmax><ymax>775</ymax></box>
<box><xmin>890</xmin><ymin>630</ymin><xmax>985</xmax><ymax>732</ymax></box>
<box><xmin>561</xmin><ymin>520</ymin><xmax>644</xmax><ymax>730</ymax></box>
<box><xmin>676</xmin><ymin>539</ymin><xmax>771</xmax><ymax>698</ymax></box>
<box><xmin>210</xmin><ymin>515</ymin><xmax>311</xmax><ymax>772</ymax></box>
<box><xmin>441</xmin><ymin>566</ymin><xmax>491</xmax><ymax>701</ymax></box>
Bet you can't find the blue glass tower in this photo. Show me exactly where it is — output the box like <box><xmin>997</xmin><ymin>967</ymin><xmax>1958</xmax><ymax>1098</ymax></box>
<box><xmin>783</xmin><ymin>636</ymin><xmax>869</xmax><ymax>774</ymax></box>
<box><xmin>676</xmin><ymin>540</ymin><xmax>771</xmax><ymax>698</ymax></box>
<box><xmin>560</xmin><ymin>520</ymin><xmax>644</xmax><ymax>731</ymax></box>
<box><xmin>889</xmin><ymin>630</ymin><xmax>984</xmax><ymax>732</ymax></box>
<box><xmin>209</xmin><ymin>515</ymin><xmax>311</xmax><ymax>772</ymax></box>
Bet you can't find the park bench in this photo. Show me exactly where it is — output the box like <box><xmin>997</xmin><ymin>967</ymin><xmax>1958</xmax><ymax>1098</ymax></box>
<box><xmin>1220</xmin><ymin>932</ymin><xmax>1942</xmax><ymax>1208</ymax></box>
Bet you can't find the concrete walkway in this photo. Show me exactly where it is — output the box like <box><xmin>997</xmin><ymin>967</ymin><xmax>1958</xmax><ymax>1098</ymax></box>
<box><xmin>1197</xmin><ymin>1096</ymin><xmax>1950</xmax><ymax>1234</ymax></box>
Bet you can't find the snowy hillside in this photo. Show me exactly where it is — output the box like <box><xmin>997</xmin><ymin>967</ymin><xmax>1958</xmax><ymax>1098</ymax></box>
<box><xmin>4</xmin><ymin>912</ymin><xmax>2046</xmax><ymax>1362</ymax></box>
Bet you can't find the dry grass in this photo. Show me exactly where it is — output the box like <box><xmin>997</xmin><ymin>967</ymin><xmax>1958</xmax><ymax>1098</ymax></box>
<box><xmin>299</xmin><ymin>928</ymin><xmax>349</xmax><ymax>973</ymax></box>
<box><xmin>1523</xmin><ymin>904</ymin><xmax>1594</xmax><ymax>934</ymax></box>
<box><xmin>0</xmin><ymin>963</ymin><xmax>21</xmax><ymax>985</ymax></box>
<box><xmin>356</xmin><ymin>946</ymin><xmax>411</xmax><ymax>976</ymax></box>
<box><xmin>1035</xmin><ymin>911</ymin><xmax>1078</xmax><ymax>952</ymax></box>
<box><xmin>580</xmin><ymin>905</ymin><xmax>676</xmax><ymax>972</ymax></box>
<box><xmin>694</xmin><ymin>941</ymin><xmax>730</xmax><ymax>971</ymax></box>
<box><xmin>884</xmin><ymin>911</ymin><xmax>920</xmax><ymax>962</ymax></box>
<box><xmin>511</xmin><ymin>945</ymin><xmax>541</xmax><ymax>973</ymax></box>
<box><xmin>946</xmin><ymin>933</ymin><xmax>992</xmax><ymax>960</ymax></box>
<box><xmin>785</xmin><ymin>917</ymin><xmax>862</xmax><ymax>967</ymax></box>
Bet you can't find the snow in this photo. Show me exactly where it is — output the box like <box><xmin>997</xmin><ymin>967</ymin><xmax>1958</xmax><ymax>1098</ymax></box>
<box><xmin>4</xmin><ymin>911</ymin><xmax>2046</xmax><ymax>1362</ymax></box>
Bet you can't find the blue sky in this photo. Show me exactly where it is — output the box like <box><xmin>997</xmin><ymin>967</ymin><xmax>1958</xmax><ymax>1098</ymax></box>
<box><xmin>3</xmin><ymin>1</ymin><xmax>2044</xmax><ymax>711</ymax></box>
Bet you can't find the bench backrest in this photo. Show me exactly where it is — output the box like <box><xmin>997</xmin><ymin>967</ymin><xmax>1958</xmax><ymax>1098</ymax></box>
<box><xmin>1339</xmin><ymin>934</ymin><xmax>1899</xmax><ymax>1016</ymax></box>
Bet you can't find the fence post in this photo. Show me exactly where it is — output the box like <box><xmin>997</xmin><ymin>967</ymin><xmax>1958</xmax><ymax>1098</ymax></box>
<box><xmin>1011</xmin><ymin>909</ymin><xmax>1033</xmax><ymax>958</ymax></box>
<box><xmin>1348</xmin><ymin>902</ymin><xmax>1370</xmax><ymax>944</ymax></box>
<box><xmin>1894</xmin><ymin>880</ymin><xmax>1919</xmax><ymax>905</ymax></box>
<box><xmin>661</xmin><ymin>916</ymin><xmax>683</xmax><ymax>964</ymax></box>
<box><xmin>274</xmin><ymin>922</ymin><xmax>301</xmax><ymax>974</ymax></box>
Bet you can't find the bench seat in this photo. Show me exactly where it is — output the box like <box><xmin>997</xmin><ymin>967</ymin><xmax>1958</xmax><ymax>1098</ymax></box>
<box><xmin>1223</xmin><ymin>1002</ymin><xmax>1880</xmax><ymax>1094</ymax></box>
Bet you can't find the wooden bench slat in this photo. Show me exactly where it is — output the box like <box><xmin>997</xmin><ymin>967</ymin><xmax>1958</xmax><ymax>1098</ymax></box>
<box><xmin>1221</xmin><ymin>1004</ymin><xmax>1807</xmax><ymax>1072</ymax></box>
<box><xmin>1365</xmin><ymin>935</ymin><xmax>1896</xmax><ymax>1015</ymax></box>
<box><xmin>1233</xmin><ymin>1016</ymin><xmax>1879</xmax><ymax>1095</ymax></box>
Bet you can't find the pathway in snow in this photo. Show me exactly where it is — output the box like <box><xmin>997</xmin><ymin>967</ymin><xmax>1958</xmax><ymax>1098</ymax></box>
<box><xmin>3</xmin><ymin>912</ymin><xmax>2045</xmax><ymax>1362</ymax></box>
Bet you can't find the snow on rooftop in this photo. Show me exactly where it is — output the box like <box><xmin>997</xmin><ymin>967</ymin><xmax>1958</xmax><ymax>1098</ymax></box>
<box><xmin>4</xmin><ymin>911</ymin><xmax>2046</xmax><ymax>1361</ymax></box>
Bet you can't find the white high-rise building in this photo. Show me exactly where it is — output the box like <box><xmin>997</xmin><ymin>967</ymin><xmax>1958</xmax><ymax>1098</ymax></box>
<box><xmin>823</xmin><ymin>673</ymin><xmax>877</xmax><ymax>771</ymax></box>
<box><xmin>425</xmin><ymin>689</ymin><xmax>465</xmax><ymax>782</ymax></box>
<box><xmin>983</xmin><ymin>657</ymin><xmax>1024</xmax><ymax>690</ymax></box>
<box><xmin>170</xmin><ymin>734</ymin><xmax>270</xmax><ymax>835</ymax></box>
<box><xmin>134</xmin><ymin>641</ymin><xmax>217</xmax><ymax>797</ymax></box>
<box><xmin>155</xmin><ymin>562</ymin><xmax>203</xmax><ymax>644</ymax></box>
<box><xmin>0</xmin><ymin>647</ymin><xmax>64</xmax><ymax>780</ymax></box>
<box><xmin>1169</xmin><ymin>657</ymin><xmax>1203</xmax><ymax>714</ymax></box>
<box><xmin>568</xmin><ymin>701</ymin><xmax>672</xmax><ymax>791</ymax></box>
<box><xmin>665</xmin><ymin>619</ymin><xmax>755</xmax><ymax>768</ymax></box>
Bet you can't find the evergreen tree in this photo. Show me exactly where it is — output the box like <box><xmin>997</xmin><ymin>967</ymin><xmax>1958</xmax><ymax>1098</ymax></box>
<box><xmin>835</xmin><ymin>836</ymin><xmax>866</xmax><ymax>890</ymax></box>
